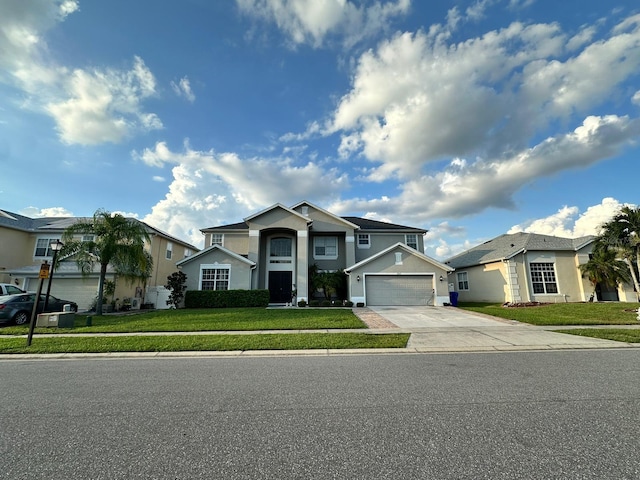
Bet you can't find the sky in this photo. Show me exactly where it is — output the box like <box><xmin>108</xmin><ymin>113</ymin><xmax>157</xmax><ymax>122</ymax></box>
<box><xmin>1</xmin><ymin>0</ymin><xmax>639</xmax><ymax>259</ymax></box>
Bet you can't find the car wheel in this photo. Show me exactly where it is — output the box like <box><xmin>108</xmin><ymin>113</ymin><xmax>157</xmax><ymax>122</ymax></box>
<box><xmin>14</xmin><ymin>311</ymin><xmax>29</xmax><ymax>325</ymax></box>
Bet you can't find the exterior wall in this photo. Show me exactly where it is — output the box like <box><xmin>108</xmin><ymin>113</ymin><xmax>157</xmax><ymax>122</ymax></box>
<box><xmin>179</xmin><ymin>250</ymin><xmax>253</xmax><ymax>292</ymax></box>
<box><xmin>355</xmin><ymin>232</ymin><xmax>423</xmax><ymax>263</ymax></box>
<box><xmin>453</xmin><ymin>263</ymin><xmax>508</xmax><ymax>303</ymax></box>
<box><xmin>526</xmin><ymin>251</ymin><xmax>586</xmax><ymax>303</ymax></box>
<box><xmin>147</xmin><ymin>235</ymin><xmax>194</xmax><ymax>288</ymax></box>
<box><xmin>348</xmin><ymin>247</ymin><xmax>451</xmax><ymax>305</ymax></box>
<box><xmin>309</xmin><ymin>233</ymin><xmax>347</xmax><ymax>271</ymax></box>
<box><xmin>0</xmin><ymin>228</ymin><xmax>39</xmax><ymax>283</ymax></box>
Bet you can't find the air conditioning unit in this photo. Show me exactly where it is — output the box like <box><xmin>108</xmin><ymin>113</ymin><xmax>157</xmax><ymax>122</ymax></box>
<box><xmin>130</xmin><ymin>298</ymin><xmax>141</xmax><ymax>310</ymax></box>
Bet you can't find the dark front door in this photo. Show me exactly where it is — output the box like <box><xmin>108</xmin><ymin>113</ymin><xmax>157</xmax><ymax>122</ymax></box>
<box><xmin>269</xmin><ymin>271</ymin><xmax>293</xmax><ymax>303</ymax></box>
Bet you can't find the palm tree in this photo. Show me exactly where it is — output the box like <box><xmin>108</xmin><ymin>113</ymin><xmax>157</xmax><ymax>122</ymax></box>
<box><xmin>580</xmin><ymin>242</ymin><xmax>631</xmax><ymax>301</ymax></box>
<box><xmin>599</xmin><ymin>206</ymin><xmax>640</xmax><ymax>300</ymax></box>
<box><xmin>60</xmin><ymin>209</ymin><xmax>152</xmax><ymax>315</ymax></box>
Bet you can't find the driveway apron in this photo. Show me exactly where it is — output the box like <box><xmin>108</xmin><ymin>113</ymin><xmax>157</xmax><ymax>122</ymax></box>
<box><xmin>367</xmin><ymin>306</ymin><xmax>632</xmax><ymax>352</ymax></box>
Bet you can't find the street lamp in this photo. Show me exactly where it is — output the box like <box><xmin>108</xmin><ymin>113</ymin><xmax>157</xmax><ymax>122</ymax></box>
<box><xmin>43</xmin><ymin>239</ymin><xmax>64</xmax><ymax>311</ymax></box>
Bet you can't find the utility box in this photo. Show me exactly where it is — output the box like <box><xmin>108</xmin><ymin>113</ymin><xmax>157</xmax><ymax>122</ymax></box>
<box><xmin>36</xmin><ymin>312</ymin><xmax>76</xmax><ymax>328</ymax></box>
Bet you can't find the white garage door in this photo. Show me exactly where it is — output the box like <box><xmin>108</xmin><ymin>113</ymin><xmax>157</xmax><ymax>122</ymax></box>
<box><xmin>29</xmin><ymin>278</ymin><xmax>99</xmax><ymax>312</ymax></box>
<box><xmin>366</xmin><ymin>275</ymin><xmax>434</xmax><ymax>306</ymax></box>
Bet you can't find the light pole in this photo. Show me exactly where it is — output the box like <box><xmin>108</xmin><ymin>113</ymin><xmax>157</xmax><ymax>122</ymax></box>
<box><xmin>43</xmin><ymin>239</ymin><xmax>64</xmax><ymax>311</ymax></box>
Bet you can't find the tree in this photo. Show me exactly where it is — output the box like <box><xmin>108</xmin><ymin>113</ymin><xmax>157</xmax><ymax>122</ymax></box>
<box><xmin>165</xmin><ymin>271</ymin><xmax>187</xmax><ymax>309</ymax></box>
<box><xmin>61</xmin><ymin>209</ymin><xmax>152</xmax><ymax>315</ymax></box>
<box><xmin>599</xmin><ymin>206</ymin><xmax>640</xmax><ymax>300</ymax></box>
<box><xmin>579</xmin><ymin>242</ymin><xmax>631</xmax><ymax>300</ymax></box>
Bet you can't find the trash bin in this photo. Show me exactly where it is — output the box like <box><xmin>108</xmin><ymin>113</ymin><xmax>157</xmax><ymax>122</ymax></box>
<box><xmin>449</xmin><ymin>291</ymin><xmax>459</xmax><ymax>307</ymax></box>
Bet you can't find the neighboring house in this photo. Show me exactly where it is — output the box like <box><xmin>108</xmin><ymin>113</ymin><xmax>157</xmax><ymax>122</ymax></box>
<box><xmin>0</xmin><ymin>209</ymin><xmax>199</xmax><ymax>311</ymax></box>
<box><xmin>177</xmin><ymin>201</ymin><xmax>453</xmax><ymax>306</ymax></box>
<box><xmin>444</xmin><ymin>232</ymin><xmax>636</xmax><ymax>304</ymax></box>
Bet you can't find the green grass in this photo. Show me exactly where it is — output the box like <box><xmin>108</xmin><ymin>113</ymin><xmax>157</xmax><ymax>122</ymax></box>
<box><xmin>0</xmin><ymin>333</ymin><xmax>410</xmax><ymax>354</ymax></box>
<box><xmin>459</xmin><ymin>302</ymin><xmax>639</xmax><ymax>326</ymax></box>
<box><xmin>0</xmin><ymin>308</ymin><xmax>365</xmax><ymax>335</ymax></box>
<box><xmin>554</xmin><ymin>328</ymin><xmax>640</xmax><ymax>343</ymax></box>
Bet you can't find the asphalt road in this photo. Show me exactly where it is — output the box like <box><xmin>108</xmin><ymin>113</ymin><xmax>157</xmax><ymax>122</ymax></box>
<box><xmin>1</xmin><ymin>351</ymin><xmax>639</xmax><ymax>479</ymax></box>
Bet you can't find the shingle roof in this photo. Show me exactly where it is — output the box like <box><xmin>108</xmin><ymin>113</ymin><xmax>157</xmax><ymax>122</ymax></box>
<box><xmin>445</xmin><ymin>232</ymin><xmax>595</xmax><ymax>269</ymax></box>
<box><xmin>203</xmin><ymin>217</ymin><xmax>425</xmax><ymax>233</ymax></box>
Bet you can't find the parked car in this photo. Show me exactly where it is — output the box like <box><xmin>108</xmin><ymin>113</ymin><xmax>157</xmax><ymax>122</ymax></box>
<box><xmin>0</xmin><ymin>293</ymin><xmax>78</xmax><ymax>326</ymax></box>
<box><xmin>0</xmin><ymin>283</ymin><xmax>26</xmax><ymax>296</ymax></box>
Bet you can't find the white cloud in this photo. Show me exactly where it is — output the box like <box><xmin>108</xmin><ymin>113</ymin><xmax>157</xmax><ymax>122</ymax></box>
<box><xmin>171</xmin><ymin>76</ymin><xmax>196</xmax><ymax>103</ymax></box>
<box><xmin>0</xmin><ymin>2</ymin><xmax>162</xmax><ymax>145</ymax></box>
<box><xmin>152</xmin><ymin>176</ymin><xmax>166</xmax><ymax>182</ymax></box>
<box><xmin>236</xmin><ymin>0</ymin><xmax>410</xmax><ymax>48</ymax></box>
<box><xmin>19</xmin><ymin>206</ymin><xmax>73</xmax><ymax>217</ymax></box>
<box><xmin>323</xmin><ymin>14</ymin><xmax>640</xmax><ymax>182</ymax></box>
<box><xmin>136</xmin><ymin>141</ymin><xmax>350</xmax><ymax>247</ymax></box>
<box><xmin>508</xmin><ymin>198</ymin><xmax>636</xmax><ymax>237</ymax></box>
<box><xmin>633</xmin><ymin>90</ymin><xmax>640</xmax><ymax>106</ymax></box>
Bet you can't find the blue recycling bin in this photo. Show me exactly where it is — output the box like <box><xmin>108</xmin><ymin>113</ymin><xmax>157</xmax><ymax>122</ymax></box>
<box><xmin>449</xmin><ymin>291</ymin><xmax>459</xmax><ymax>307</ymax></box>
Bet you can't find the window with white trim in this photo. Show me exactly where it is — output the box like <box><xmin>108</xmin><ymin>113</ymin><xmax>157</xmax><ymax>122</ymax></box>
<box><xmin>405</xmin><ymin>234</ymin><xmax>418</xmax><ymax>250</ymax></box>
<box><xmin>166</xmin><ymin>242</ymin><xmax>173</xmax><ymax>260</ymax></box>
<box><xmin>184</xmin><ymin>248</ymin><xmax>192</xmax><ymax>258</ymax></box>
<box><xmin>34</xmin><ymin>238</ymin><xmax>60</xmax><ymax>257</ymax></box>
<box><xmin>530</xmin><ymin>263</ymin><xmax>558</xmax><ymax>294</ymax></box>
<box><xmin>457</xmin><ymin>272</ymin><xmax>469</xmax><ymax>290</ymax></box>
<box><xmin>201</xmin><ymin>267</ymin><xmax>230</xmax><ymax>290</ymax></box>
<box><xmin>211</xmin><ymin>234</ymin><xmax>223</xmax><ymax>246</ymax></box>
<box><xmin>82</xmin><ymin>235</ymin><xmax>94</xmax><ymax>243</ymax></box>
<box><xmin>357</xmin><ymin>234</ymin><xmax>370</xmax><ymax>248</ymax></box>
<box><xmin>313</xmin><ymin>236</ymin><xmax>338</xmax><ymax>259</ymax></box>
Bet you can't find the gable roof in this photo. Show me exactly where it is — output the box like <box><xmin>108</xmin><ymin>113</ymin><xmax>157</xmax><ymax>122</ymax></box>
<box><xmin>291</xmin><ymin>200</ymin><xmax>360</xmax><ymax>229</ymax></box>
<box><xmin>345</xmin><ymin>242</ymin><xmax>453</xmax><ymax>273</ymax></box>
<box><xmin>176</xmin><ymin>244</ymin><xmax>255</xmax><ymax>267</ymax></box>
<box><xmin>445</xmin><ymin>232</ymin><xmax>596</xmax><ymax>269</ymax></box>
<box><xmin>0</xmin><ymin>209</ymin><xmax>199</xmax><ymax>251</ymax></box>
<box><xmin>244</xmin><ymin>203</ymin><xmax>310</xmax><ymax>224</ymax></box>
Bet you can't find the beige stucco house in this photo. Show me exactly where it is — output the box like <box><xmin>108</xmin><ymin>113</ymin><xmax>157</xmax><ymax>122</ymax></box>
<box><xmin>177</xmin><ymin>201</ymin><xmax>453</xmax><ymax>306</ymax></box>
<box><xmin>0</xmin><ymin>209</ymin><xmax>199</xmax><ymax>311</ymax></box>
<box><xmin>445</xmin><ymin>232</ymin><xmax>637</xmax><ymax>304</ymax></box>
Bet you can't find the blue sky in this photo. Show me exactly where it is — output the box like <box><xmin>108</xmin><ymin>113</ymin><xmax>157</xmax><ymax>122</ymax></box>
<box><xmin>1</xmin><ymin>0</ymin><xmax>639</xmax><ymax>258</ymax></box>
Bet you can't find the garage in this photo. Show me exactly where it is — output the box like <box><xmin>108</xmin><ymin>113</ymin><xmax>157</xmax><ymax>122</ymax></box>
<box><xmin>365</xmin><ymin>275</ymin><xmax>434</xmax><ymax>306</ymax></box>
<box><xmin>27</xmin><ymin>277</ymin><xmax>99</xmax><ymax>312</ymax></box>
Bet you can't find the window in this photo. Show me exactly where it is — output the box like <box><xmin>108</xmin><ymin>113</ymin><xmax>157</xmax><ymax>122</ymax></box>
<box><xmin>314</xmin><ymin>236</ymin><xmax>338</xmax><ymax>259</ymax></box>
<box><xmin>405</xmin><ymin>234</ymin><xmax>418</xmax><ymax>250</ymax></box>
<box><xmin>357</xmin><ymin>234</ymin><xmax>370</xmax><ymax>248</ymax></box>
<box><xmin>211</xmin><ymin>234</ymin><xmax>223</xmax><ymax>246</ymax></box>
<box><xmin>457</xmin><ymin>272</ymin><xmax>469</xmax><ymax>290</ymax></box>
<box><xmin>270</xmin><ymin>237</ymin><xmax>292</xmax><ymax>257</ymax></box>
<box><xmin>184</xmin><ymin>248</ymin><xmax>192</xmax><ymax>258</ymax></box>
<box><xmin>166</xmin><ymin>242</ymin><xmax>173</xmax><ymax>260</ymax></box>
<box><xmin>82</xmin><ymin>235</ymin><xmax>94</xmax><ymax>243</ymax></box>
<box><xmin>530</xmin><ymin>263</ymin><xmax>558</xmax><ymax>294</ymax></box>
<box><xmin>34</xmin><ymin>238</ymin><xmax>59</xmax><ymax>257</ymax></box>
<box><xmin>201</xmin><ymin>267</ymin><xmax>229</xmax><ymax>290</ymax></box>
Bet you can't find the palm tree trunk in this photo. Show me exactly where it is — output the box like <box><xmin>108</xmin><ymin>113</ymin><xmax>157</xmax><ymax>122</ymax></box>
<box><xmin>96</xmin><ymin>263</ymin><xmax>108</xmax><ymax>315</ymax></box>
<box><xmin>624</xmin><ymin>258</ymin><xmax>640</xmax><ymax>302</ymax></box>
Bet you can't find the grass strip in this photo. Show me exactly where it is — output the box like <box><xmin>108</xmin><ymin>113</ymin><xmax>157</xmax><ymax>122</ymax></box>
<box><xmin>0</xmin><ymin>333</ymin><xmax>410</xmax><ymax>354</ymax></box>
<box><xmin>554</xmin><ymin>329</ymin><xmax>640</xmax><ymax>343</ymax></box>
<box><xmin>0</xmin><ymin>308</ymin><xmax>366</xmax><ymax>335</ymax></box>
<box><xmin>459</xmin><ymin>302</ymin><xmax>639</xmax><ymax>325</ymax></box>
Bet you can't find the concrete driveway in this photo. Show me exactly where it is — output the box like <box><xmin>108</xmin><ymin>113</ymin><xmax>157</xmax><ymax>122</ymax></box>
<box><xmin>367</xmin><ymin>306</ymin><xmax>634</xmax><ymax>352</ymax></box>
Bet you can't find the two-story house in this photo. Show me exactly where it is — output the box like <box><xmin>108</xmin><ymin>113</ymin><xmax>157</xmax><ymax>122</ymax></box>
<box><xmin>0</xmin><ymin>209</ymin><xmax>199</xmax><ymax>311</ymax></box>
<box><xmin>176</xmin><ymin>201</ymin><xmax>453</xmax><ymax>306</ymax></box>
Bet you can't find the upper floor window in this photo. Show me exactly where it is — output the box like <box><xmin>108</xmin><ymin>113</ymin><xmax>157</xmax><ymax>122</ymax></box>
<box><xmin>457</xmin><ymin>272</ymin><xmax>469</xmax><ymax>291</ymax></box>
<box><xmin>530</xmin><ymin>263</ymin><xmax>558</xmax><ymax>294</ymax></box>
<box><xmin>405</xmin><ymin>234</ymin><xmax>418</xmax><ymax>250</ymax></box>
<box><xmin>211</xmin><ymin>234</ymin><xmax>223</xmax><ymax>246</ymax></box>
<box><xmin>184</xmin><ymin>248</ymin><xmax>193</xmax><ymax>258</ymax></box>
<box><xmin>270</xmin><ymin>237</ymin><xmax>292</xmax><ymax>257</ymax></box>
<box><xmin>34</xmin><ymin>238</ymin><xmax>60</xmax><ymax>257</ymax></box>
<box><xmin>357</xmin><ymin>234</ymin><xmax>370</xmax><ymax>248</ymax></box>
<box><xmin>82</xmin><ymin>235</ymin><xmax>94</xmax><ymax>243</ymax></box>
<box><xmin>166</xmin><ymin>242</ymin><xmax>173</xmax><ymax>260</ymax></box>
<box><xmin>314</xmin><ymin>236</ymin><xmax>338</xmax><ymax>259</ymax></box>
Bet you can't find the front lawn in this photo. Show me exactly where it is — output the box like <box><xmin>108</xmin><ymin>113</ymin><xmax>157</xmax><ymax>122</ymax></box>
<box><xmin>459</xmin><ymin>302</ymin><xmax>639</xmax><ymax>326</ymax></box>
<box><xmin>0</xmin><ymin>332</ymin><xmax>410</xmax><ymax>354</ymax></box>
<box><xmin>555</xmin><ymin>328</ymin><xmax>640</xmax><ymax>343</ymax></box>
<box><xmin>0</xmin><ymin>308</ymin><xmax>365</xmax><ymax>335</ymax></box>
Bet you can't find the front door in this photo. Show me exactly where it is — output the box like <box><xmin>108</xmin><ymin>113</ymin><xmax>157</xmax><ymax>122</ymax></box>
<box><xmin>269</xmin><ymin>271</ymin><xmax>293</xmax><ymax>303</ymax></box>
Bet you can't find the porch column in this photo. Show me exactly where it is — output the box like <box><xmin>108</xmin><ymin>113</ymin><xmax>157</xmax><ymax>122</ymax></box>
<box><xmin>248</xmin><ymin>229</ymin><xmax>260</xmax><ymax>289</ymax></box>
<box><xmin>296</xmin><ymin>230</ymin><xmax>308</xmax><ymax>302</ymax></box>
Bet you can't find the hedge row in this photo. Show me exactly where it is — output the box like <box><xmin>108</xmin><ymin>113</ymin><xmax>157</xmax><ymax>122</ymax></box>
<box><xmin>185</xmin><ymin>289</ymin><xmax>270</xmax><ymax>308</ymax></box>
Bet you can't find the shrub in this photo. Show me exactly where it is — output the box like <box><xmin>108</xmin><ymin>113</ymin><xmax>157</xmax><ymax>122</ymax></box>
<box><xmin>185</xmin><ymin>289</ymin><xmax>270</xmax><ymax>308</ymax></box>
<box><xmin>320</xmin><ymin>300</ymin><xmax>332</xmax><ymax>307</ymax></box>
<box><xmin>344</xmin><ymin>301</ymin><xmax>354</xmax><ymax>307</ymax></box>
<box><xmin>309</xmin><ymin>300</ymin><xmax>320</xmax><ymax>307</ymax></box>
